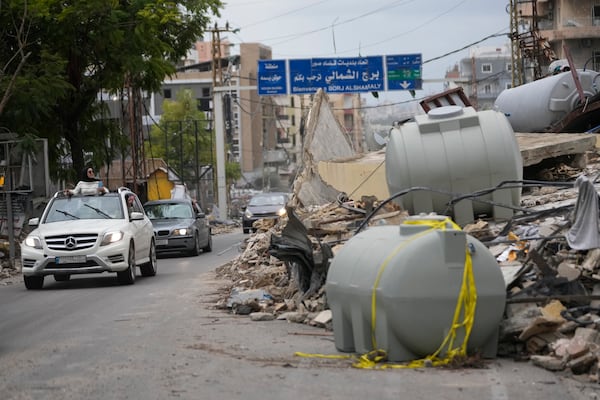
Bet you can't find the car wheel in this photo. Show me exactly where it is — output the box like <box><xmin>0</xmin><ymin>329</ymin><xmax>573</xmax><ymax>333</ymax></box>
<box><xmin>202</xmin><ymin>231</ymin><xmax>212</xmax><ymax>253</ymax></box>
<box><xmin>117</xmin><ymin>243</ymin><xmax>136</xmax><ymax>285</ymax></box>
<box><xmin>54</xmin><ymin>274</ymin><xmax>70</xmax><ymax>282</ymax></box>
<box><xmin>189</xmin><ymin>232</ymin><xmax>200</xmax><ymax>256</ymax></box>
<box><xmin>140</xmin><ymin>239</ymin><xmax>157</xmax><ymax>277</ymax></box>
<box><xmin>24</xmin><ymin>275</ymin><xmax>44</xmax><ymax>290</ymax></box>
<box><xmin>243</xmin><ymin>226</ymin><xmax>250</xmax><ymax>234</ymax></box>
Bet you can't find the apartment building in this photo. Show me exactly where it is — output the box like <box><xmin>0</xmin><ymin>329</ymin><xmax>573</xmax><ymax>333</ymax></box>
<box><xmin>146</xmin><ymin>42</ymin><xmax>286</xmax><ymax>189</ymax></box>
<box><xmin>516</xmin><ymin>0</ymin><xmax>600</xmax><ymax>77</ymax></box>
<box><xmin>148</xmin><ymin>41</ymin><xmax>368</xmax><ymax>191</ymax></box>
<box><xmin>444</xmin><ymin>44</ymin><xmax>512</xmax><ymax>110</ymax></box>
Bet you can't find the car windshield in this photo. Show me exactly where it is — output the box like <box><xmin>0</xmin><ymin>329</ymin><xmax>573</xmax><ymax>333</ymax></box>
<box><xmin>144</xmin><ymin>203</ymin><xmax>193</xmax><ymax>220</ymax></box>
<box><xmin>249</xmin><ymin>194</ymin><xmax>286</xmax><ymax>207</ymax></box>
<box><xmin>44</xmin><ymin>196</ymin><xmax>124</xmax><ymax>223</ymax></box>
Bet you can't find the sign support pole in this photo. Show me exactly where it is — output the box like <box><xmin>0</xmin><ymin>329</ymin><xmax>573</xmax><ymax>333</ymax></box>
<box><xmin>213</xmin><ymin>86</ymin><xmax>257</xmax><ymax>220</ymax></box>
<box><xmin>213</xmin><ymin>90</ymin><xmax>228</xmax><ymax>219</ymax></box>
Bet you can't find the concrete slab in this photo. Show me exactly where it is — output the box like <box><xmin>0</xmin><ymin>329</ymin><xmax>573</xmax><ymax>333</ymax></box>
<box><xmin>318</xmin><ymin>133</ymin><xmax>599</xmax><ymax>202</ymax></box>
<box><xmin>516</xmin><ymin>132</ymin><xmax>598</xmax><ymax>167</ymax></box>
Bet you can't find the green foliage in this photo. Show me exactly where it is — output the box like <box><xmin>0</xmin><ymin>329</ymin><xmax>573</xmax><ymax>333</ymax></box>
<box><xmin>225</xmin><ymin>160</ymin><xmax>241</xmax><ymax>184</ymax></box>
<box><xmin>145</xmin><ymin>89</ymin><xmax>213</xmax><ymax>178</ymax></box>
<box><xmin>0</xmin><ymin>0</ymin><xmax>223</xmax><ymax>180</ymax></box>
<box><xmin>145</xmin><ymin>89</ymin><xmax>241</xmax><ymax>185</ymax></box>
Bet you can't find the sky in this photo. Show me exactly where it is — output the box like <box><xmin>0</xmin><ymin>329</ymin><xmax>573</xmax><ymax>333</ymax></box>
<box><xmin>212</xmin><ymin>0</ymin><xmax>512</xmax><ymax>103</ymax></box>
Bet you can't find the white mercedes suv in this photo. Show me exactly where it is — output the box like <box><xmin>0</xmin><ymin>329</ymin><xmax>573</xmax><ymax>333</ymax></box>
<box><xmin>20</xmin><ymin>187</ymin><xmax>157</xmax><ymax>289</ymax></box>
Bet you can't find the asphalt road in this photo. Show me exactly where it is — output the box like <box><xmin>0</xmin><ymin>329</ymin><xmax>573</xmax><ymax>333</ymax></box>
<box><xmin>0</xmin><ymin>231</ymin><xmax>598</xmax><ymax>400</ymax></box>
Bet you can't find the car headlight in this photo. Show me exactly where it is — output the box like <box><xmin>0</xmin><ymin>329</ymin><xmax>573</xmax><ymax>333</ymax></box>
<box><xmin>277</xmin><ymin>207</ymin><xmax>287</xmax><ymax>217</ymax></box>
<box><xmin>24</xmin><ymin>235</ymin><xmax>42</xmax><ymax>249</ymax></box>
<box><xmin>101</xmin><ymin>231</ymin><xmax>124</xmax><ymax>246</ymax></box>
<box><xmin>244</xmin><ymin>209</ymin><xmax>253</xmax><ymax>218</ymax></box>
<box><xmin>173</xmin><ymin>228</ymin><xmax>188</xmax><ymax>236</ymax></box>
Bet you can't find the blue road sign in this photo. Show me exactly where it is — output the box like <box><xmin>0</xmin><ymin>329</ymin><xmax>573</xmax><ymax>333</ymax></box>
<box><xmin>258</xmin><ymin>60</ymin><xmax>287</xmax><ymax>95</ymax></box>
<box><xmin>386</xmin><ymin>54</ymin><xmax>422</xmax><ymax>91</ymax></box>
<box><xmin>289</xmin><ymin>56</ymin><xmax>384</xmax><ymax>95</ymax></box>
<box><xmin>256</xmin><ymin>54</ymin><xmax>423</xmax><ymax>95</ymax></box>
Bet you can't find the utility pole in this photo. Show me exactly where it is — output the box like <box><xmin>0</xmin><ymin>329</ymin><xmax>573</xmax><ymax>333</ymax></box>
<box><xmin>213</xmin><ymin>86</ymin><xmax>256</xmax><ymax>219</ymax></box>
<box><xmin>210</xmin><ymin>22</ymin><xmax>237</xmax><ymax>218</ymax></box>
<box><xmin>120</xmin><ymin>76</ymin><xmax>146</xmax><ymax>195</ymax></box>
<box><xmin>210</xmin><ymin>24</ymin><xmax>226</xmax><ymax>88</ymax></box>
<box><xmin>508</xmin><ymin>0</ymin><xmax>556</xmax><ymax>86</ymax></box>
<box><xmin>509</xmin><ymin>0</ymin><xmax>524</xmax><ymax>87</ymax></box>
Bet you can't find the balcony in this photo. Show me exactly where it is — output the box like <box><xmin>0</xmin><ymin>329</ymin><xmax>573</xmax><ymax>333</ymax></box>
<box><xmin>541</xmin><ymin>16</ymin><xmax>600</xmax><ymax>41</ymax></box>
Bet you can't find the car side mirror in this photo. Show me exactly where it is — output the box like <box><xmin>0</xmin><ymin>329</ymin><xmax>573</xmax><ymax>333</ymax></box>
<box><xmin>130</xmin><ymin>211</ymin><xmax>144</xmax><ymax>221</ymax></box>
<box><xmin>196</xmin><ymin>212</ymin><xmax>206</xmax><ymax>219</ymax></box>
<box><xmin>28</xmin><ymin>217</ymin><xmax>40</xmax><ymax>227</ymax></box>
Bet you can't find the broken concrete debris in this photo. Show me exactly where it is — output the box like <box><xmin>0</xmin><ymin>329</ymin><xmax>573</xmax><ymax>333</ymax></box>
<box><xmin>216</xmin><ymin>157</ymin><xmax>600</xmax><ymax>381</ymax></box>
<box><xmin>214</xmin><ymin>87</ymin><xmax>600</xmax><ymax>377</ymax></box>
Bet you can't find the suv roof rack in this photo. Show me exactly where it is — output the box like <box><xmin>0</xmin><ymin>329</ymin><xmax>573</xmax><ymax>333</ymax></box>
<box><xmin>117</xmin><ymin>187</ymin><xmax>133</xmax><ymax>194</ymax></box>
<box><xmin>53</xmin><ymin>190</ymin><xmax>110</xmax><ymax>198</ymax></box>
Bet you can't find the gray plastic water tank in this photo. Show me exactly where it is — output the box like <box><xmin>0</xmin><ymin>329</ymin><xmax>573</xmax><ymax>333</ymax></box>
<box><xmin>385</xmin><ymin>106</ymin><xmax>522</xmax><ymax>225</ymax></box>
<box><xmin>326</xmin><ymin>215</ymin><xmax>506</xmax><ymax>362</ymax></box>
<box><xmin>494</xmin><ymin>69</ymin><xmax>600</xmax><ymax>132</ymax></box>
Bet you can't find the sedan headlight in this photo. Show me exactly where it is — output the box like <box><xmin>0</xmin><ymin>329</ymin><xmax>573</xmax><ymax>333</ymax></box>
<box><xmin>173</xmin><ymin>228</ymin><xmax>189</xmax><ymax>236</ymax></box>
<box><xmin>277</xmin><ymin>207</ymin><xmax>287</xmax><ymax>217</ymax></box>
<box><xmin>244</xmin><ymin>209</ymin><xmax>253</xmax><ymax>218</ymax></box>
<box><xmin>101</xmin><ymin>231</ymin><xmax>124</xmax><ymax>246</ymax></box>
<box><xmin>24</xmin><ymin>235</ymin><xmax>42</xmax><ymax>249</ymax></box>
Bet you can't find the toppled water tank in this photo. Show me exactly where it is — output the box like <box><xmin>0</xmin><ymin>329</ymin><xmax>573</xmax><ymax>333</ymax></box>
<box><xmin>385</xmin><ymin>106</ymin><xmax>522</xmax><ymax>225</ymax></box>
<box><xmin>494</xmin><ymin>69</ymin><xmax>600</xmax><ymax>132</ymax></box>
<box><xmin>326</xmin><ymin>215</ymin><xmax>506</xmax><ymax>362</ymax></box>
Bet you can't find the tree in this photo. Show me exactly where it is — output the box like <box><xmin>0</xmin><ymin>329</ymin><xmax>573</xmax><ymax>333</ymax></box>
<box><xmin>145</xmin><ymin>89</ymin><xmax>241</xmax><ymax>191</ymax></box>
<box><xmin>0</xmin><ymin>0</ymin><xmax>31</xmax><ymax>116</ymax></box>
<box><xmin>0</xmin><ymin>0</ymin><xmax>222</xmax><ymax>181</ymax></box>
<box><xmin>146</xmin><ymin>89</ymin><xmax>213</xmax><ymax>175</ymax></box>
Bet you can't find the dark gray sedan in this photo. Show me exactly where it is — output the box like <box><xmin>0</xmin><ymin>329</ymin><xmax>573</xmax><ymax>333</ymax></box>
<box><xmin>241</xmin><ymin>192</ymin><xmax>288</xmax><ymax>234</ymax></box>
<box><xmin>143</xmin><ymin>199</ymin><xmax>212</xmax><ymax>256</ymax></box>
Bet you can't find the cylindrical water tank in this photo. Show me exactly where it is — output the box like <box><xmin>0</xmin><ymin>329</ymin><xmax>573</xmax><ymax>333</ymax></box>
<box><xmin>385</xmin><ymin>106</ymin><xmax>522</xmax><ymax>225</ymax></box>
<box><xmin>326</xmin><ymin>215</ymin><xmax>506</xmax><ymax>362</ymax></box>
<box><xmin>494</xmin><ymin>69</ymin><xmax>600</xmax><ymax>132</ymax></box>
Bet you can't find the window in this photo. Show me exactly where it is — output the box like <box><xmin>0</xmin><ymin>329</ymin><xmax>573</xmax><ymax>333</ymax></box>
<box><xmin>344</xmin><ymin>114</ymin><xmax>353</xmax><ymax>131</ymax></box>
<box><xmin>164</xmin><ymin>89</ymin><xmax>172</xmax><ymax>99</ymax></box>
<box><xmin>506</xmin><ymin>63</ymin><xmax>512</xmax><ymax>72</ymax></box>
<box><xmin>594</xmin><ymin>6</ymin><xmax>600</xmax><ymax>26</ymax></box>
<box><xmin>481</xmin><ymin>63</ymin><xmax>492</xmax><ymax>73</ymax></box>
<box><xmin>483</xmin><ymin>84</ymin><xmax>492</xmax><ymax>94</ymax></box>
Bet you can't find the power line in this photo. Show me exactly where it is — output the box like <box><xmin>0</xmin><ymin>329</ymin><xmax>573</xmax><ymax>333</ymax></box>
<box><xmin>225</xmin><ymin>0</ymin><xmax>470</xmax><ymax>58</ymax></box>
<box><xmin>423</xmin><ymin>31</ymin><xmax>509</xmax><ymax>64</ymax></box>
<box><xmin>245</xmin><ymin>0</ymin><xmax>414</xmax><ymax>45</ymax></box>
<box><xmin>237</xmin><ymin>0</ymin><xmax>331</xmax><ymax>30</ymax></box>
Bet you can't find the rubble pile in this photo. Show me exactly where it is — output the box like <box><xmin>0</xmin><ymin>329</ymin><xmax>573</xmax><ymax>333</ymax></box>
<box><xmin>215</xmin><ymin>199</ymin><xmax>406</xmax><ymax>321</ymax></box>
<box><xmin>215</xmin><ymin>157</ymin><xmax>600</xmax><ymax>381</ymax></box>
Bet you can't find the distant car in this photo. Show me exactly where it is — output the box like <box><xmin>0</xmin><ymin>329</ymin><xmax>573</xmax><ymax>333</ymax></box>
<box><xmin>143</xmin><ymin>199</ymin><xmax>212</xmax><ymax>256</ymax></box>
<box><xmin>20</xmin><ymin>187</ymin><xmax>157</xmax><ymax>290</ymax></box>
<box><xmin>241</xmin><ymin>192</ymin><xmax>288</xmax><ymax>234</ymax></box>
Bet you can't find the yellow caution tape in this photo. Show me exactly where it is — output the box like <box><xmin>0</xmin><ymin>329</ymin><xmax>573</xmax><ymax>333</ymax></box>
<box><xmin>296</xmin><ymin>216</ymin><xmax>478</xmax><ymax>370</ymax></box>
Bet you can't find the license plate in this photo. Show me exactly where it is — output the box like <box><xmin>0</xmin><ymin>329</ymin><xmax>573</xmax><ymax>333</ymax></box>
<box><xmin>156</xmin><ymin>239</ymin><xmax>168</xmax><ymax>246</ymax></box>
<box><xmin>55</xmin><ymin>255</ymin><xmax>86</xmax><ymax>264</ymax></box>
